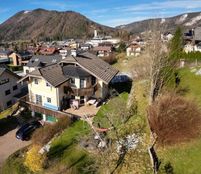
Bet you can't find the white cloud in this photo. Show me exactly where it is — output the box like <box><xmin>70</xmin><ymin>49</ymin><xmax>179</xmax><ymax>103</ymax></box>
<box><xmin>120</xmin><ymin>0</ymin><xmax>201</xmax><ymax>12</ymax></box>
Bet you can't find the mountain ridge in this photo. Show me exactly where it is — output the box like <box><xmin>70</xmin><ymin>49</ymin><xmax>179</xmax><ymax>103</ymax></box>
<box><xmin>116</xmin><ymin>11</ymin><xmax>201</xmax><ymax>34</ymax></box>
<box><xmin>0</xmin><ymin>8</ymin><xmax>117</xmax><ymax>41</ymax></box>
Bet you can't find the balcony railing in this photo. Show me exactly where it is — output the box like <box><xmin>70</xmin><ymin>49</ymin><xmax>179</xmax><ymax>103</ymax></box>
<box><xmin>71</xmin><ymin>83</ymin><xmax>98</xmax><ymax>96</ymax></box>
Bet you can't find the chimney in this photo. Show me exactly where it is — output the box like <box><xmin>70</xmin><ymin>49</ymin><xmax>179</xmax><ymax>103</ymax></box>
<box><xmin>71</xmin><ymin>49</ymin><xmax>77</xmax><ymax>57</ymax></box>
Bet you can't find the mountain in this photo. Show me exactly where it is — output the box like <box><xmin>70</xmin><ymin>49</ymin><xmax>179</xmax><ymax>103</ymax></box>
<box><xmin>117</xmin><ymin>12</ymin><xmax>201</xmax><ymax>34</ymax></box>
<box><xmin>0</xmin><ymin>9</ymin><xmax>117</xmax><ymax>41</ymax></box>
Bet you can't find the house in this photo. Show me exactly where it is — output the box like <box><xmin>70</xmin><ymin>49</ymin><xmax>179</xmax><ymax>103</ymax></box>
<box><xmin>126</xmin><ymin>43</ymin><xmax>142</xmax><ymax>57</ymax></box>
<box><xmin>0</xmin><ymin>65</ymin><xmax>23</xmax><ymax>111</ymax></box>
<box><xmin>19</xmin><ymin>52</ymin><xmax>118</xmax><ymax>122</ymax></box>
<box><xmin>9</xmin><ymin>51</ymin><xmax>32</xmax><ymax>66</ymax></box>
<box><xmin>194</xmin><ymin>27</ymin><xmax>201</xmax><ymax>44</ymax></box>
<box><xmin>23</xmin><ymin>55</ymin><xmax>63</xmax><ymax>75</ymax></box>
<box><xmin>184</xmin><ymin>43</ymin><xmax>194</xmax><ymax>53</ymax></box>
<box><xmin>80</xmin><ymin>43</ymin><xmax>92</xmax><ymax>51</ymax></box>
<box><xmin>194</xmin><ymin>42</ymin><xmax>201</xmax><ymax>52</ymax></box>
<box><xmin>39</xmin><ymin>47</ymin><xmax>58</xmax><ymax>55</ymax></box>
<box><xmin>93</xmin><ymin>46</ymin><xmax>113</xmax><ymax>57</ymax></box>
<box><xmin>0</xmin><ymin>50</ymin><xmax>12</xmax><ymax>64</ymax></box>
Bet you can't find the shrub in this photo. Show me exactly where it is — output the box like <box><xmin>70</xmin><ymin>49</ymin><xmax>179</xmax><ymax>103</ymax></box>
<box><xmin>148</xmin><ymin>94</ymin><xmax>201</xmax><ymax>145</ymax></box>
<box><xmin>32</xmin><ymin>117</ymin><xmax>71</xmax><ymax>146</ymax></box>
<box><xmin>102</xmin><ymin>54</ymin><xmax>117</xmax><ymax>64</ymax></box>
<box><xmin>24</xmin><ymin>145</ymin><xmax>46</xmax><ymax>173</ymax></box>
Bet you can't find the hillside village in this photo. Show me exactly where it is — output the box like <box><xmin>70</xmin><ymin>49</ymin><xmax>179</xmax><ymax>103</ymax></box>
<box><xmin>1</xmin><ymin>6</ymin><xmax>201</xmax><ymax>174</ymax></box>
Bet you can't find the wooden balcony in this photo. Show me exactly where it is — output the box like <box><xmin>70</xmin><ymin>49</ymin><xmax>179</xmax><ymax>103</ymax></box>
<box><xmin>67</xmin><ymin>83</ymin><xmax>98</xmax><ymax>96</ymax></box>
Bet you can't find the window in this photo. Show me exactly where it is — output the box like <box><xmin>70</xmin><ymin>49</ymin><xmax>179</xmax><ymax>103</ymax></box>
<box><xmin>35</xmin><ymin>94</ymin><xmax>42</xmax><ymax>104</ymax></box>
<box><xmin>47</xmin><ymin>97</ymin><xmax>51</xmax><ymax>103</ymax></box>
<box><xmin>34</xmin><ymin>79</ymin><xmax>38</xmax><ymax>85</ymax></box>
<box><xmin>0</xmin><ymin>78</ymin><xmax>9</xmax><ymax>85</ymax></box>
<box><xmin>6</xmin><ymin>100</ymin><xmax>12</xmax><ymax>107</ymax></box>
<box><xmin>70</xmin><ymin>78</ymin><xmax>75</xmax><ymax>84</ymax></box>
<box><xmin>26</xmin><ymin>70</ymin><xmax>29</xmax><ymax>74</ymax></box>
<box><xmin>91</xmin><ymin>76</ymin><xmax>96</xmax><ymax>85</ymax></box>
<box><xmin>80</xmin><ymin>79</ymin><xmax>85</xmax><ymax>88</ymax></box>
<box><xmin>13</xmin><ymin>85</ymin><xmax>18</xmax><ymax>91</ymax></box>
<box><xmin>5</xmin><ymin>89</ymin><xmax>11</xmax><ymax>96</ymax></box>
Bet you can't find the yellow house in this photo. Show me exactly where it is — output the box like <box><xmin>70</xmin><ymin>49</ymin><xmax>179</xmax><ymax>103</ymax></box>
<box><xmin>19</xmin><ymin>52</ymin><xmax>118</xmax><ymax>122</ymax></box>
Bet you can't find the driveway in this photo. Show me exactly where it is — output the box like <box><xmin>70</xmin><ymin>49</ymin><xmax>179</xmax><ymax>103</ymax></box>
<box><xmin>0</xmin><ymin>129</ymin><xmax>31</xmax><ymax>167</ymax></box>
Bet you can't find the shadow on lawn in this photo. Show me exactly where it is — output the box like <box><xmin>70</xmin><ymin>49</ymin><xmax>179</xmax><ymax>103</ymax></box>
<box><xmin>48</xmin><ymin>142</ymin><xmax>74</xmax><ymax>159</ymax></box>
<box><xmin>0</xmin><ymin>116</ymin><xmax>19</xmax><ymax>136</ymax></box>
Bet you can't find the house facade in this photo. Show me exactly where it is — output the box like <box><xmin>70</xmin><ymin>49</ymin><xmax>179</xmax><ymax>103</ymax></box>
<box><xmin>19</xmin><ymin>52</ymin><xmax>118</xmax><ymax>122</ymax></box>
<box><xmin>0</xmin><ymin>66</ymin><xmax>23</xmax><ymax>111</ymax></box>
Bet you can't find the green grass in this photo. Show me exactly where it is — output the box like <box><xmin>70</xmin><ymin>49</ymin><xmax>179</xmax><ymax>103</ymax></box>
<box><xmin>47</xmin><ymin>120</ymin><xmax>94</xmax><ymax>173</ymax></box>
<box><xmin>179</xmin><ymin>67</ymin><xmax>201</xmax><ymax>105</ymax></box>
<box><xmin>158</xmin><ymin>67</ymin><xmax>201</xmax><ymax>173</ymax></box>
<box><xmin>93</xmin><ymin>92</ymin><xmax>129</xmax><ymax>128</ymax></box>
<box><xmin>0</xmin><ymin>103</ymin><xmax>18</xmax><ymax>119</ymax></box>
<box><xmin>1</xmin><ymin>147</ymin><xmax>32</xmax><ymax>174</ymax></box>
<box><xmin>158</xmin><ymin>138</ymin><xmax>201</xmax><ymax>174</ymax></box>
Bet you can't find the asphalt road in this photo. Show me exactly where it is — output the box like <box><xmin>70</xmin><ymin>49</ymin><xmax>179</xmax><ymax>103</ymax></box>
<box><xmin>0</xmin><ymin>128</ymin><xmax>31</xmax><ymax>167</ymax></box>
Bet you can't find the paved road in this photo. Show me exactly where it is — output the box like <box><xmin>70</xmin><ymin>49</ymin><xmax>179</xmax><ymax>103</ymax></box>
<box><xmin>0</xmin><ymin>129</ymin><xmax>31</xmax><ymax>167</ymax></box>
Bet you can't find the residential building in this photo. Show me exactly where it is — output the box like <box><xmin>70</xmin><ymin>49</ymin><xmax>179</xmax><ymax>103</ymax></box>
<box><xmin>9</xmin><ymin>51</ymin><xmax>32</xmax><ymax>66</ymax></box>
<box><xmin>19</xmin><ymin>52</ymin><xmax>118</xmax><ymax>122</ymax></box>
<box><xmin>93</xmin><ymin>46</ymin><xmax>113</xmax><ymax>57</ymax></box>
<box><xmin>126</xmin><ymin>43</ymin><xmax>142</xmax><ymax>57</ymax></box>
<box><xmin>23</xmin><ymin>55</ymin><xmax>63</xmax><ymax>75</ymax></box>
<box><xmin>0</xmin><ymin>50</ymin><xmax>12</xmax><ymax>64</ymax></box>
<box><xmin>0</xmin><ymin>65</ymin><xmax>23</xmax><ymax>111</ymax></box>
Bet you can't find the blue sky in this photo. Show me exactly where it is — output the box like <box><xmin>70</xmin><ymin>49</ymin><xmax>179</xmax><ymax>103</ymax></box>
<box><xmin>1</xmin><ymin>0</ymin><xmax>201</xmax><ymax>27</ymax></box>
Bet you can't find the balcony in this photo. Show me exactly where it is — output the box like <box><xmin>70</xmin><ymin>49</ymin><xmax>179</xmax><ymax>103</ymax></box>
<box><xmin>65</xmin><ymin>83</ymin><xmax>98</xmax><ymax>96</ymax></box>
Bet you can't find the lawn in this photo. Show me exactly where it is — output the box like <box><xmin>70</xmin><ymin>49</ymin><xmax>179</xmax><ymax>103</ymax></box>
<box><xmin>46</xmin><ymin>120</ymin><xmax>95</xmax><ymax>173</ymax></box>
<box><xmin>157</xmin><ymin>67</ymin><xmax>201</xmax><ymax>174</ymax></box>
<box><xmin>179</xmin><ymin>67</ymin><xmax>201</xmax><ymax>105</ymax></box>
<box><xmin>0</xmin><ymin>103</ymin><xmax>18</xmax><ymax>119</ymax></box>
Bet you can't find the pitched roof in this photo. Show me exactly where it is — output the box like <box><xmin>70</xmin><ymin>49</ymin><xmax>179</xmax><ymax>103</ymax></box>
<box><xmin>26</xmin><ymin>55</ymin><xmax>62</xmax><ymax>67</ymax></box>
<box><xmin>60</xmin><ymin>52</ymin><xmax>118</xmax><ymax>84</ymax></box>
<box><xmin>39</xmin><ymin>64</ymin><xmax>69</xmax><ymax>87</ymax></box>
<box><xmin>19</xmin><ymin>64</ymin><xmax>69</xmax><ymax>87</ymax></box>
<box><xmin>63</xmin><ymin>65</ymin><xmax>91</xmax><ymax>78</ymax></box>
<box><xmin>0</xmin><ymin>65</ymin><xmax>20</xmax><ymax>79</ymax></box>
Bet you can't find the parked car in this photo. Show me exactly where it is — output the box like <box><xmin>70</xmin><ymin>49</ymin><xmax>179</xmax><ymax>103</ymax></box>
<box><xmin>16</xmin><ymin>121</ymin><xmax>42</xmax><ymax>140</ymax></box>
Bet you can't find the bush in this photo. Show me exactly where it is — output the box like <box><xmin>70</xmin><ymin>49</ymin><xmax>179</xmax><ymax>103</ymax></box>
<box><xmin>148</xmin><ymin>94</ymin><xmax>201</xmax><ymax>145</ymax></box>
<box><xmin>102</xmin><ymin>54</ymin><xmax>117</xmax><ymax>64</ymax></box>
<box><xmin>24</xmin><ymin>145</ymin><xmax>46</xmax><ymax>173</ymax></box>
<box><xmin>32</xmin><ymin>117</ymin><xmax>71</xmax><ymax>146</ymax></box>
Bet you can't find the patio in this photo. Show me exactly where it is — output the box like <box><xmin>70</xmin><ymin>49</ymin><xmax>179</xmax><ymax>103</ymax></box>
<box><xmin>64</xmin><ymin>104</ymin><xmax>100</xmax><ymax>117</ymax></box>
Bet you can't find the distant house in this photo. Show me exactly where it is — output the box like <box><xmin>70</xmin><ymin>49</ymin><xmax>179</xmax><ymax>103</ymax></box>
<box><xmin>0</xmin><ymin>65</ymin><xmax>23</xmax><ymax>111</ymax></box>
<box><xmin>93</xmin><ymin>46</ymin><xmax>113</xmax><ymax>57</ymax></box>
<box><xmin>194</xmin><ymin>27</ymin><xmax>201</xmax><ymax>43</ymax></box>
<box><xmin>23</xmin><ymin>55</ymin><xmax>63</xmax><ymax>75</ymax></box>
<box><xmin>19</xmin><ymin>52</ymin><xmax>118</xmax><ymax>122</ymax></box>
<box><xmin>39</xmin><ymin>47</ymin><xmax>58</xmax><ymax>55</ymax></box>
<box><xmin>161</xmin><ymin>32</ymin><xmax>173</xmax><ymax>41</ymax></box>
<box><xmin>0</xmin><ymin>50</ymin><xmax>12</xmax><ymax>64</ymax></box>
<box><xmin>194</xmin><ymin>42</ymin><xmax>201</xmax><ymax>52</ymax></box>
<box><xmin>126</xmin><ymin>43</ymin><xmax>142</xmax><ymax>57</ymax></box>
<box><xmin>80</xmin><ymin>43</ymin><xmax>92</xmax><ymax>51</ymax></box>
<box><xmin>9</xmin><ymin>51</ymin><xmax>32</xmax><ymax>66</ymax></box>
<box><xmin>184</xmin><ymin>43</ymin><xmax>194</xmax><ymax>53</ymax></box>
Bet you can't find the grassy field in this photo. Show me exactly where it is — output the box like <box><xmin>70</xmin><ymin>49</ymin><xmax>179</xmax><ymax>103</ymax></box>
<box><xmin>46</xmin><ymin>120</ymin><xmax>94</xmax><ymax>173</ymax></box>
<box><xmin>158</xmin><ymin>67</ymin><xmax>201</xmax><ymax>174</ymax></box>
